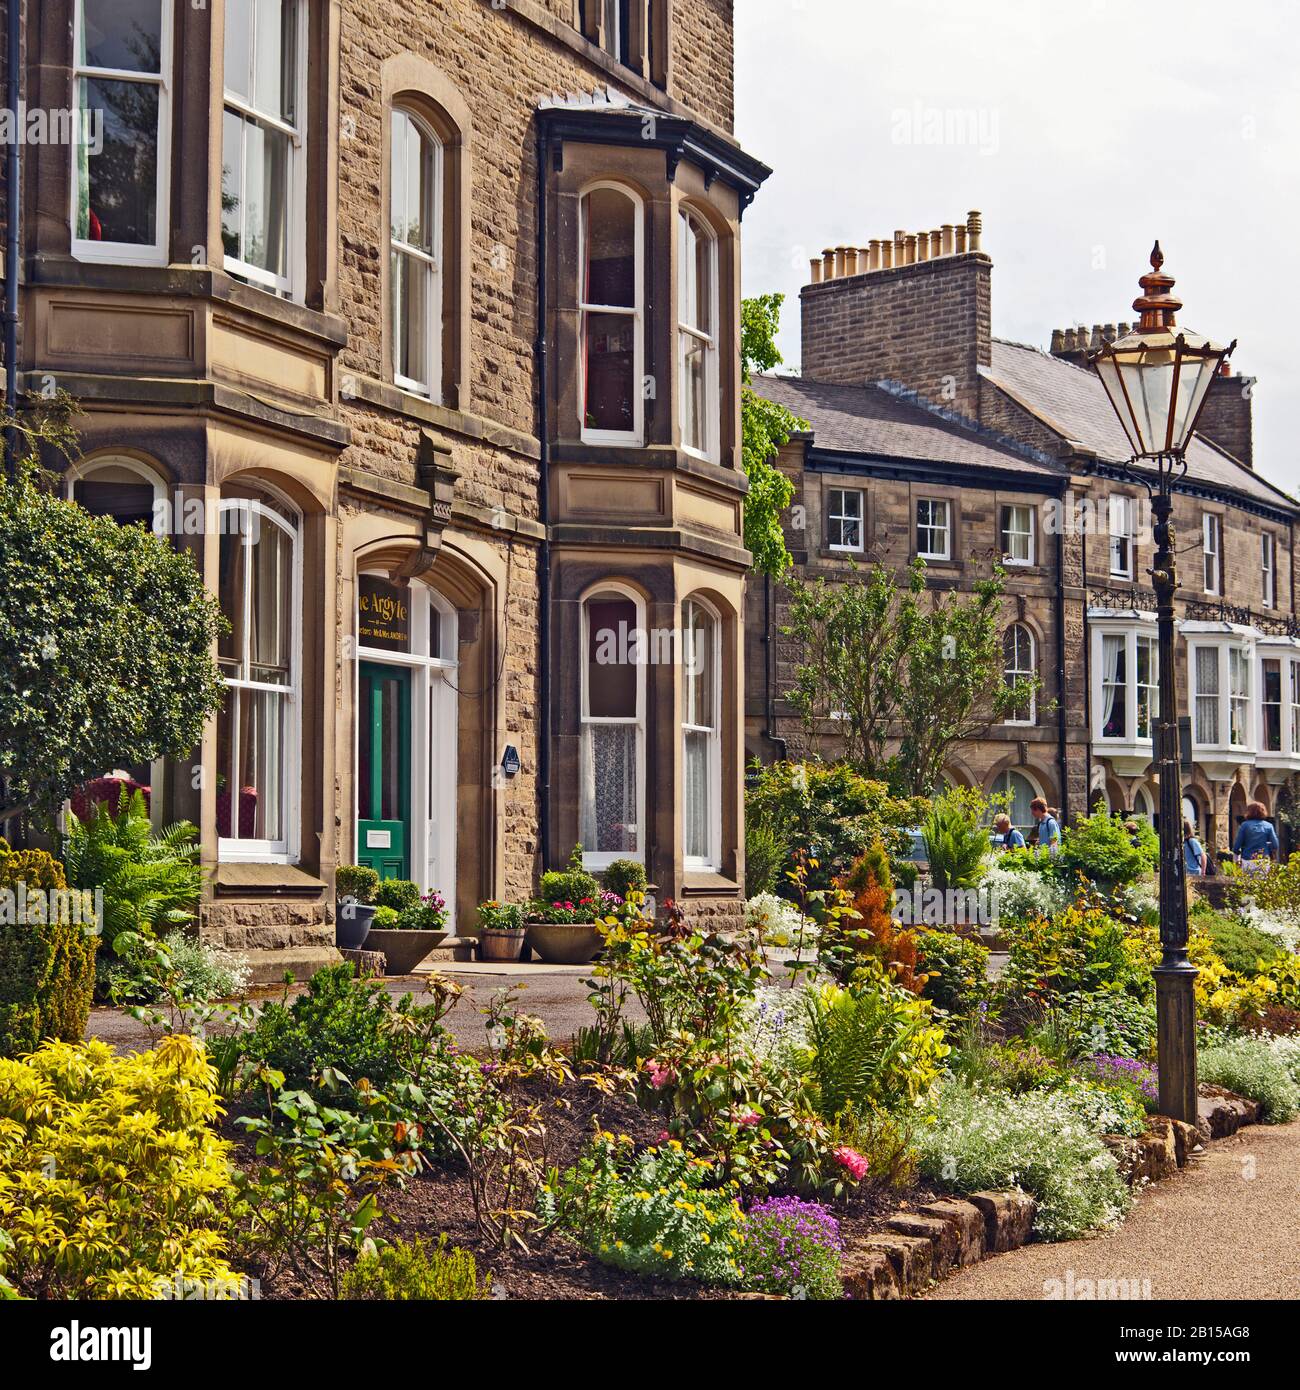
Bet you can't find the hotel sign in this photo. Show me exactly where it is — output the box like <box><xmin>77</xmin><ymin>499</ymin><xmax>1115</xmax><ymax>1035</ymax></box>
<box><xmin>358</xmin><ymin>577</ymin><xmax>411</xmax><ymax>652</ymax></box>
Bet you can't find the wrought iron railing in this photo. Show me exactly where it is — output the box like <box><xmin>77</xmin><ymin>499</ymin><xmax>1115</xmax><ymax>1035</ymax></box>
<box><xmin>1086</xmin><ymin>586</ymin><xmax>1300</xmax><ymax>638</ymax></box>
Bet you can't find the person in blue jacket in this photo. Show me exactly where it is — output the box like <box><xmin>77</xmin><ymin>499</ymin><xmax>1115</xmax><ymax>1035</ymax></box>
<box><xmin>1233</xmin><ymin>802</ymin><xmax>1280</xmax><ymax>872</ymax></box>
<box><xmin>1030</xmin><ymin>797</ymin><xmax>1061</xmax><ymax>857</ymax></box>
<box><xmin>1182</xmin><ymin>820</ymin><xmax>1206</xmax><ymax>876</ymax></box>
<box><xmin>991</xmin><ymin>814</ymin><xmax>1026</xmax><ymax>851</ymax></box>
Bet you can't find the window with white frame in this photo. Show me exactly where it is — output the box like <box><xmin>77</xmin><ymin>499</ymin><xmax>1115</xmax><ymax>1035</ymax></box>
<box><xmin>1203</xmin><ymin>513</ymin><xmax>1222</xmax><ymax>595</ymax></box>
<box><xmin>1229</xmin><ymin>646</ymin><xmax>1251</xmax><ymax>746</ymax></box>
<box><xmin>1091</xmin><ymin>622</ymin><xmax>1159</xmax><ymax>748</ymax></box>
<box><xmin>221</xmin><ymin>0</ymin><xmax>305</xmax><ymax>297</ymax></box>
<box><xmin>1193</xmin><ymin>644</ymin><xmax>1220</xmax><ymax>745</ymax></box>
<box><xmin>1135</xmin><ymin>634</ymin><xmax>1158</xmax><ymax>740</ymax></box>
<box><xmin>1263</xmin><ymin>657</ymin><xmax>1283</xmax><ymax>752</ymax></box>
<box><xmin>389</xmin><ymin>108</ymin><xmax>442</xmax><ymax>399</ymax></box>
<box><xmin>1003</xmin><ymin>623</ymin><xmax>1036</xmax><ymax>724</ymax></box>
<box><xmin>1190</xmin><ymin>638</ymin><xmax>1253</xmax><ymax>751</ymax></box>
<box><xmin>580</xmin><ymin>588</ymin><xmax>644</xmax><ymax>865</ymax></box>
<box><xmin>1292</xmin><ymin>660</ymin><xmax>1300</xmax><ymax>755</ymax></box>
<box><xmin>682</xmin><ymin>598</ymin><xmax>721</xmax><ymax>870</ymax></box>
<box><xmin>1099</xmin><ymin>632</ymin><xmax>1128</xmax><ymax>739</ymax></box>
<box><xmin>72</xmin><ymin>0</ymin><xmax>172</xmax><ymax>263</ymax></box>
<box><xmin>678</xmin><ymin>209</ymin><xmax>718</xmax><ymax>460</ymax></box>
<box><xmin>916</xmin><ymin>498</ymin><xmax>951</xmax><ymax>560</ymax></box>
<box><xmin>216</xmin><ymin>493</ymin><xmax>300</xmax><ymax>860</ymax></box>
<box><xmin>1109</xmin><ymin>495</ymin><xmax>1134</xmax><ymax>579</ymax></box>
<box><xmin>1262</xmin><ymin>533</ymin><xmax>1277</xmax><ymax>609</ymax></box>
<box><xmin>1000</xmin><ymin>503</ymin><xmax>1034</xmax><ymax>565</ymax></box>
<box><xmin>580</xmin><ymin>184</ymin><xmax>642</xmax><ymax>442</ymax></box>
<box><xmin>827</xmin><ymin>488</ymin><xmax>864</xmax><ymax>552</ymax></box>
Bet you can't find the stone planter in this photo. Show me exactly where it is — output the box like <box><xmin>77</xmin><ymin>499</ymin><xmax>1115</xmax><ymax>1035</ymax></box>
<box><xmin>525</xmin><ymin>920</ymin><xmax>602</xmax><ymax>965</ymax></box>
<box><xmin>366</xmin><ymin>928</ymin><xmax>448</xmax><ymax>975</ymax></box>
<box><xmin>479</xmin><ymin>926</ymin><xmax>527</xmax><ymax>962</ymax></box>
<box><xmin>335</xmin><ymin>901</ymin><xmax>376</xmax><ymax>951</ymax></box>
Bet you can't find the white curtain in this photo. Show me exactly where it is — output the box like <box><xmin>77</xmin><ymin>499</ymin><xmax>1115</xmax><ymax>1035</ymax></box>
<box><xmin>1101</xmin><ymin>634</ymin><xmax>1125</xmax><ymax>737</ymax></box>
<box><xmin>1195</xmin><ymin>646</ymin><xmax>1220</xmax><ymax>744</ymax></box>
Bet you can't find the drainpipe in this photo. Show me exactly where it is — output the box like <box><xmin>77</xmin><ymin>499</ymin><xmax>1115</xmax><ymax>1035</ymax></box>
<box><xmin>535</xmin><ymin>119</ymin><xmax>552</xmax><ymax>872</ymax></box>
<box><xmin>763</xmin><ymin>572</ymin><xmax>788</xmax><ymax>759</ymax></box>
<box><xmin>3</xmin><ymin>0</ymin><xmax>20</xmax><ymax>480</ymax></box>
<box><xmin>1055</xmin><ymin>493</ymin><xmax>1071</xmax><ymax>822</ymax></box>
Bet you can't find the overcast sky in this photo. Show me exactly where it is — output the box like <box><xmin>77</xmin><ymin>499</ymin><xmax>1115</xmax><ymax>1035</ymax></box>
<box><xmin>736</xmin><ymin>0</ymin><xmax>1299</xmax><ymax>491</ymax></box>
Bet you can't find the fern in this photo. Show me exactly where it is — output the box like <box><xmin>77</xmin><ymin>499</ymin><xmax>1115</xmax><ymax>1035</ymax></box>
<box><xmin>922</xmin><ymin>796</ymin><xmax>989</xmax><ymax>890</ymax></box>
<box><xmin>62</xmin><ymin>788</ymin><xmax>202</xmax><ymax>945</ymax></box>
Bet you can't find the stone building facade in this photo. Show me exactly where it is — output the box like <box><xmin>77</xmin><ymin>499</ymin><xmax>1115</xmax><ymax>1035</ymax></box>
<box><xmin>7</xmin><ymin>0</ymin><xmax>763</xmax><ymax>975</ymax></box>
<box><xmin>748</xmin><ymin>214</ymin><xmax>1300</xmax><ymax>856</ymax></box>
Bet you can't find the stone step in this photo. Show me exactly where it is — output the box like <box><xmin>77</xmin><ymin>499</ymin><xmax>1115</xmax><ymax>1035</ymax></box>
<box><xmin>241</xmin><ymin>945</ymin><xmax>342</xmax><ymax>985</ymax></box>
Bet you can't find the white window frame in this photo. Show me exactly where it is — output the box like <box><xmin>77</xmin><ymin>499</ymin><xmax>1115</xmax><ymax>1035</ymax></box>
<box><xmin>1109</xmin><ymin>494</ymin><xmax>1134</xmax><ymax>580</ymax></box>
<box><xmin>1002</xmin><ymin>623</ymin><xmax>1036</xmax><ymax>726</ymax></box>
<box><xmin>1088</xmin><ymin>614</ymin><xmax>1158</xmax><ymax>755</ymax></box>
<box><xmin>579</xmin><ymin>181</ymin><xmax>645</xmax><ymax>446</ymax></box>
<box><xmin>827</xmin><ymin>486</ymin><xmax>864</xmax><ymax>553</ymax></box>
<box><xmin>1135</xmin><ymin>633</ymin><xmax>1158</xmax><ymax>741</ymax></box>
<box><xmin>1255</xmin><ymin>638</ymin><xmax>1300</xmax><ymax>769</ymax></box>
<box><xmin>1186</xmin><ymin>629</ymin><xmax>1256</xmax><ymax>757</ymax></box>
<box><xmin>1203</xmin><ymin>513</ymin><xmax>1222</xmax><ymax>596</ymax></box>
<box><xmin>1262</xmin><ymin>532</ymin><xmax>1276</xmax><ymax>610</ymax></box>
<box><xmin>681</xmin><ymin>595</ymin><xmax>722</xmax><ymax>872</ymax></box>
<box><xmin>579</xmin><ymin>582</ymin><xmax>646</xmax><ymax>870</ymax></box>
<box><xmin>999</xmin><ymin>502</ymin><xmax>1034</xmax><ymax>566</ymax></box>
<box><xmin>1292</xmin><ymin>658</ymin><xmax>1300</xmax><ymax>756</ymax></box>
<box><xmin>221</xmin><ymin>0</ymin><xmax>308</xmax><ymax>299</ymax></box>
<box><xmin>71</xmin><ymin>0</ymin><xmax>173</xmax><ymax>266</ymax></box>
<box><xmin>217</xmin><ymin>495</ymin><xmax>302</xmax><ymax>863</ymax></box>
<box><xmin>1261</xmin><ymin>652</ymin><xmax>1285</xmax><ymax>755</ymax></box>
<box><xmin>677</xmin><ymin>208</ymin><xmax>719</xmax><ymax>462</ymax></box>
<box><xmin>916</xmin><ymin>497</ymin><xmax>951</xmax><ymax>560</ymax></box>
<box><xmin>389</xmin><ymin>107</ymin><xmax>443</xmax><ymax>401</ymax></box>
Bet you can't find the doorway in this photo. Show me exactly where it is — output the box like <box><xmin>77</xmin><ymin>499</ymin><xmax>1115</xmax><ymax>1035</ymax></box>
<box><xmin>358</xmin><ymin>661</ymin><xmax>411</xmax><ymax>880</ymax></box>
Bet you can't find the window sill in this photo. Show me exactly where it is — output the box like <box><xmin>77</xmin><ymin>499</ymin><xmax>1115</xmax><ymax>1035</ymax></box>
<box><xmin>213</xmin><ymin>863</ymin><xmax>326</xmax><ymax>897</ymax></box>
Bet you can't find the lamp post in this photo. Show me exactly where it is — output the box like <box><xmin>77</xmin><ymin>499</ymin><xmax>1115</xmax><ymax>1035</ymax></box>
<box><xmin>1093</xmin><ymin>244</ymin><xmax>1234</xmax><ymax>1125</ymax></box>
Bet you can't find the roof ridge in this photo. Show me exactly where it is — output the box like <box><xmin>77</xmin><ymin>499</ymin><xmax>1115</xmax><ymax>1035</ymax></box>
<box><xmin>871</xmin><ymin>378</ymin><xmax>1060</xmax><ymax>468</ymax></box>
<box><xmin>992</xmin><ymin>335</ymin><xmax>1099</xmax><ymax>378</ymax></box>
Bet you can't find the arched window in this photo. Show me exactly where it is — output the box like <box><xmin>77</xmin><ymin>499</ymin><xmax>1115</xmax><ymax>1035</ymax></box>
<box><xmin>1003</xmin><ymin>623</ymin><xmax>1036</xmax><ymax>725</ymax></box>
<box><xmin>1132</xmin><ymin>785</ymin><xmax>1155</xmax><ymax>824</ymax></box>
<box><xmin>390</xmin><ymin>107</ymin><xmax>443</xmax><ymax>399</ymax></box>
<box><xmin>67</xmin><ymin>455</ymin><xmax>165</xmax><ymax>529</ymax></box>
<box><xmin>993</xmin><ymin>769</ymin><xmax>1037</xmax><ymax>834</ymax></box>
<box><xmin>580</xmin><ymin>184</ymin><xmax>643</xmax><ymax>443</ymax></box>
<box><xmin>682</xmin><ymin>597</ymin><xmax>720</xmax><ymax>869</ymax></box>
<box><xmin>678</xmin><ymin>209</ymin><xmax>718</xmax><ymax>460</ymax></box>
<box><xmin>580</xmin><ymin>586</ymin><xmax>645</xmax><ymax>866</ymax></box>
<box><xmin>1181</xmin><ymin>795</ymin><xmax>1200</xmax><ymax>833</ymax></box>
<box><xmin>216</xmin><ymin>489</ymin><xmax>301</xmax><ymax>860</ymax></box>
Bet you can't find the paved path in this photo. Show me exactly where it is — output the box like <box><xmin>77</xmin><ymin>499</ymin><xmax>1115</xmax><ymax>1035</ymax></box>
<box><xmin>926</xmin><ymin>1119</ymin><xmax>1300</xmax><ymax>1300</ymax></box>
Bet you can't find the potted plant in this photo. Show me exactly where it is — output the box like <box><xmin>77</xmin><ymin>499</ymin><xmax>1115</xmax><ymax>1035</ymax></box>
<box><xmin>476</xmin><ymin>900</ymin><xmax>527</xmax><ymax>961</ymax></box>
<box><xmin>523</xmin><ymin>845</ymin><xmax>615</xmax><ymax>964</ymax></box>
<box><xmin>367</xmin><ymin>888</ymin><xmax>451</xmax><ymax>975</ymax></box>
<box><xmin>335</xmin><ymin>864</ymin><xmax>380</xmax><ymax>950</ymax></box>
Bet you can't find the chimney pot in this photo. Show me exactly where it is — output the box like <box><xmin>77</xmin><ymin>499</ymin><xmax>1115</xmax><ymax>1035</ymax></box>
<box><xmin>1050</xmin><ymin>328</ymin><xmax>1066</xmax><ymax>353</ymax></box>
<box><xmin>809</xmin><ymin>257</ymin><xmax>823</xmax><ymax>284</ymax></box>
<box><xmin>967</xmin><ymin>210</ymin><xmax>983</xmax><ymax>251</ymax></box>
<box><xmin>904</xmin><ymin>233</ymin><xmax>918</xmax><ymax>265</ymax></box>
<box><xmin>868</xmin><ymin>239</ymin><xmax>882</xmax><ymax>271</ymax></box>
<box><xmin>822</xmin><ymin>248</ymin><xmax>835</xmax><ymax>281</ymax></box>
<box><xmin>955</xmin><ymin>225</ymin><xmax>967</xmax><ymax>253</ymax></box>
<box><xmin>844</xmin><ymin>247</ymin><xmax>859</xmax><ymax>276</ymax></box>
<box><xmin>941</xmin><ymin>224</ymin><xmax>955</xmax><ymax>256</ymax></box>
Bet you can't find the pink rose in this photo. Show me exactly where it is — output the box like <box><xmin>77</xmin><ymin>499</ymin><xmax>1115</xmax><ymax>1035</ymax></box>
<box><xmin>833</xmin><ymin>1145</ymin><xmax>869</xmax><ymax>1181</ymax></box>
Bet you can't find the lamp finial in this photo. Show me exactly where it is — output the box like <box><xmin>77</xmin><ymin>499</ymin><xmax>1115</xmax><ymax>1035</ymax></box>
<box><xmin>1133</xmin><ymin>240</ymin><xmax>1181</xmax><ymax>331</ymax></box>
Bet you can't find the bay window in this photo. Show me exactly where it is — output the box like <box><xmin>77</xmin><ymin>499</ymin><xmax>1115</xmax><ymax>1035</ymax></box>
<box><xmin>390</xmin><ymin>108</ymin><xmax>442</xmax><ymax>399</ymax></box>
<box><xmin>1100</xmin><ymin>632</ymin><xmax>1127</xmax><ymax>739</ymax></box>
<box><xmin>682</xmin><ymin>598</ymin><xmax>721</xmax><ymax>870</ymax></box>
<box><xmin>580</xmin><ymin>184</ymin><xmax>643</xmax><ymax>443</ymax></box>
<box><xmin>222</xmin><ymin>0</ymin><xmax>305</xmax><ymax>297</ymax></box>
<box><xmin>1193</xmin><ymin>644</ymin><xmax>1220</xmax><ymax>745</ymax></box>
<box><xmin>827</xmin><ymin>488</ymin><xmax>864</xmax><ymax>553</ymax></box>
<box><xmin>72</xmin><ymin>0</ymin><xmax>171</xmax><ymax>263</ymax></box>
<box><xmin>1135</xmin><ymin>635</ymin><xmax>1158</xmax><ymax>740</ymax></box>
<box><xmin>1000</xmin><ymin>503</ymin><xmax>1034</xmax><ymax>565</ymax></box>
<box><xmin>1090</xmin><ymin>618</ymin><xmax>1159</xmax><ymax>757</ymax></box>
<box><xmin>678</xmin><ymin>210</ymin><xmax>718</xmax><ymax>460</ymax></box>
<box><xmin>916</xmin><ymin>498</ymin><xmax>951</xmax><ymax>560</ymax></box>
<box><xmin>1256</xmin><ymin>639</ymin><xmax>1300</xmax><ymax>767</ymax></box>
<box><xmin>1188</xmin><ymin>633</ymin><xmax>1255</xmax><ymax>755</ymax></box>
<box><xmin>216</xmin><ymin>494</ymin><xmax>301</xmax><ymax>860</ymax></box>
<box><xmin>1263</xmin><ymin>657</ymin><xmax>1283</xmax><ymax>752</ymax></box>
<box><xmin>580</xmin><ymin>587</ymin><xmax>644</xmax><ymax>866</ymax></box>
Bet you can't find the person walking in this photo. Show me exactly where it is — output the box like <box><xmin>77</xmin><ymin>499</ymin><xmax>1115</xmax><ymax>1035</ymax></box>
<box><xmin>992</xmin><ymin>814</ymin><xmax>1026</xmax><ymax>851</ymax></box>
<box><xmin>1183</xmin><ymin>819</ymin><xmax>1207</xmax><ymax>877</ymax></box>
<box><xmin>1031</xmin><ymin>797</ymin><xmax>1061</xmax><ymax>857</ymax></box>
<box><xmin>1233</xmin><ymin>802</ymin><xmax>1280</xmax><ymax>873</ymax></box>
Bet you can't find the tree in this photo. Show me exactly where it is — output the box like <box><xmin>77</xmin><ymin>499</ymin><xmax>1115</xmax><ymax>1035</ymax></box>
<box><xmin>740</xmin><ymin>294</ymin><xmax>805</xmax><ymax>577</ymax></box>
<box><xmin>782</xmin><ymin>558</ymin><xmax>1044</xmax><ymax>796</ymax></box>
<box><xmin>0</xmin><ymin>395</ymin><xmax>226</xmax><ymax>824</ymax></box>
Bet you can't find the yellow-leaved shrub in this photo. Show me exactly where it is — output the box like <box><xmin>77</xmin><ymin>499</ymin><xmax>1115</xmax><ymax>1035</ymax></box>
<box><xmin>0</xmin><ymin>1035</ymin><xmax>240</xmax><ymax>1298</ymax></box>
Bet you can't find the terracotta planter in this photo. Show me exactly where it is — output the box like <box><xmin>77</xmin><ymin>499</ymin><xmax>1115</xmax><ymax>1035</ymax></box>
<box><xmin>335</xmin><ymin>901</ymin><xmax>376</xmax><ymax>951</ymax></box>
<box><xmin>525</xmin><ymin>920</ymin><xmax>602</xmax><ymax>965</ymax></box>
<box><xmin>366</xmin><ymin>928</ymin><xmax>448</xmax><ymax>975</ymax></box>
<box><xmin>479</xmin><ymin>926</ymin><xmax>527</xmax><ymax>962</ymax></box>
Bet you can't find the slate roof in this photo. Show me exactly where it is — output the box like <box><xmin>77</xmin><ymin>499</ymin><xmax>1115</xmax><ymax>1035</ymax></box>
<box><xmin>752</xmin><ymin>373</ymin><xmax>1061</xmax><ymax>480</ymax></box>
<box><xmin>985</xmin><ymin>339</ymin><xmax>1297</xmax><ymax>515</ymax></box>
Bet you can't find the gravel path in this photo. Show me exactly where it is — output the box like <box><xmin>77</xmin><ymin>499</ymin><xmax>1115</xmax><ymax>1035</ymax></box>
<box><xmin>926</xmin><ymin>1118</ymin><xmax>1300</xmax><ymax>1301</ymax></box>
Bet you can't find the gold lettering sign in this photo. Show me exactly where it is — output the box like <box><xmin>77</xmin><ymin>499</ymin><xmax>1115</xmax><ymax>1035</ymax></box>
<box><xmin>358</xmin><ymin>576</ymin><xmax>411</xmax><ymax>652</ymax></box>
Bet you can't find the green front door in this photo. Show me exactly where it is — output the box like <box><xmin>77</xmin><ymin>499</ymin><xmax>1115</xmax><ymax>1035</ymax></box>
<box><xmin>358</xmin><ymin>662</ymin><xmax>411</xmax><ymax>880</ymax></box>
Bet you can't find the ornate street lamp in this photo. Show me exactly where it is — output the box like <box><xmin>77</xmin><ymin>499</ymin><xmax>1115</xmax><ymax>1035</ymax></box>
<box><xmin>1093</xmin><ymin>244</ymin><xmax>1234</xmax><ymax>1125</ymax></box>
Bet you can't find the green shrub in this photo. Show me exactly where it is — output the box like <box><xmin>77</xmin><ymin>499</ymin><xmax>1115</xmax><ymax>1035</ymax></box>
<box><xmin>916</xmin><ymin>928</ymin><xmax>991</xmax><ymax>1021</ymax></box>
<box><xmin>539</xmin><ymin>1133</ymin><xmax>746</xmax><ymax>1285</ymax></box>
<box><xmin>1057</xmin><ymin>811</ymin><xmax>1157</xmax><ymax>888</ymax></box>
<box><xmin>0</xmin><ymin>845</ymin><xmax>98</xmax><ymax>1057</ymax></box>
<box><xmin>371</xmin><ymin>906</ymin><xmax>399</xmax><ymax>930</ymax></box>
<box><xmin>602</xmin><ymin>859</ymin><xmax>648</xmax><ymax>901</ymax></box>
<box><xmin>1199</xmin><ymin>912</ymin><xmax>1285</xmax><ymax>976</ymax></box>
<box><xmin>335</xmin><ymin>865</ymin><xmax>379</xmax><ymax>904</ymax></box>
<box><xmin>1199</xmin><ymin>1036</ymin><xmax>1300</xmax><ymax>1122</ymax></box>
<box><xmin>0</xmin><ymin>1036</ymin><xmax>240</xmax><ymax>1298</ymax></box>
<box><xmin>914</xmin><ymin>1082</ymin><xmax>1132</xmax><ymax>1240</ymax></box>
<box><xmin>372</xmin><ymin>878</ymin><xmax>421</xmax><ymax>912</ymax></box>
<box><xmin>476</xmin><ymin>900</ymin><xmax>523</xmax><ymax>931</ymax></box>
<box><xmin>744</xmin><ymin>820</ymin><xmax>787</xmax><ymax>898</ymax></box>
<box><xmin>538</xmin><ymin>844</ymin><xmax>600</xmax><ymax>907</ymax></box>
<box><xmin>922</xmin><ymin>794</ymin><xmax>988</xmax><ymax>890</ymax></box>
<box><xmin>61</xmin><ymin>788</ymin><xmax>201</xmax><ymax>942</ymax></box>
<box><xmin>99</xmin><ymin>929</ymin><xmax>250</xmax><ymax>1005</ymax></box>
<box><xmin>342</xmin><ymin>1235</ymin><xmax>488</xmax><ymax>1300</ymax></box>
